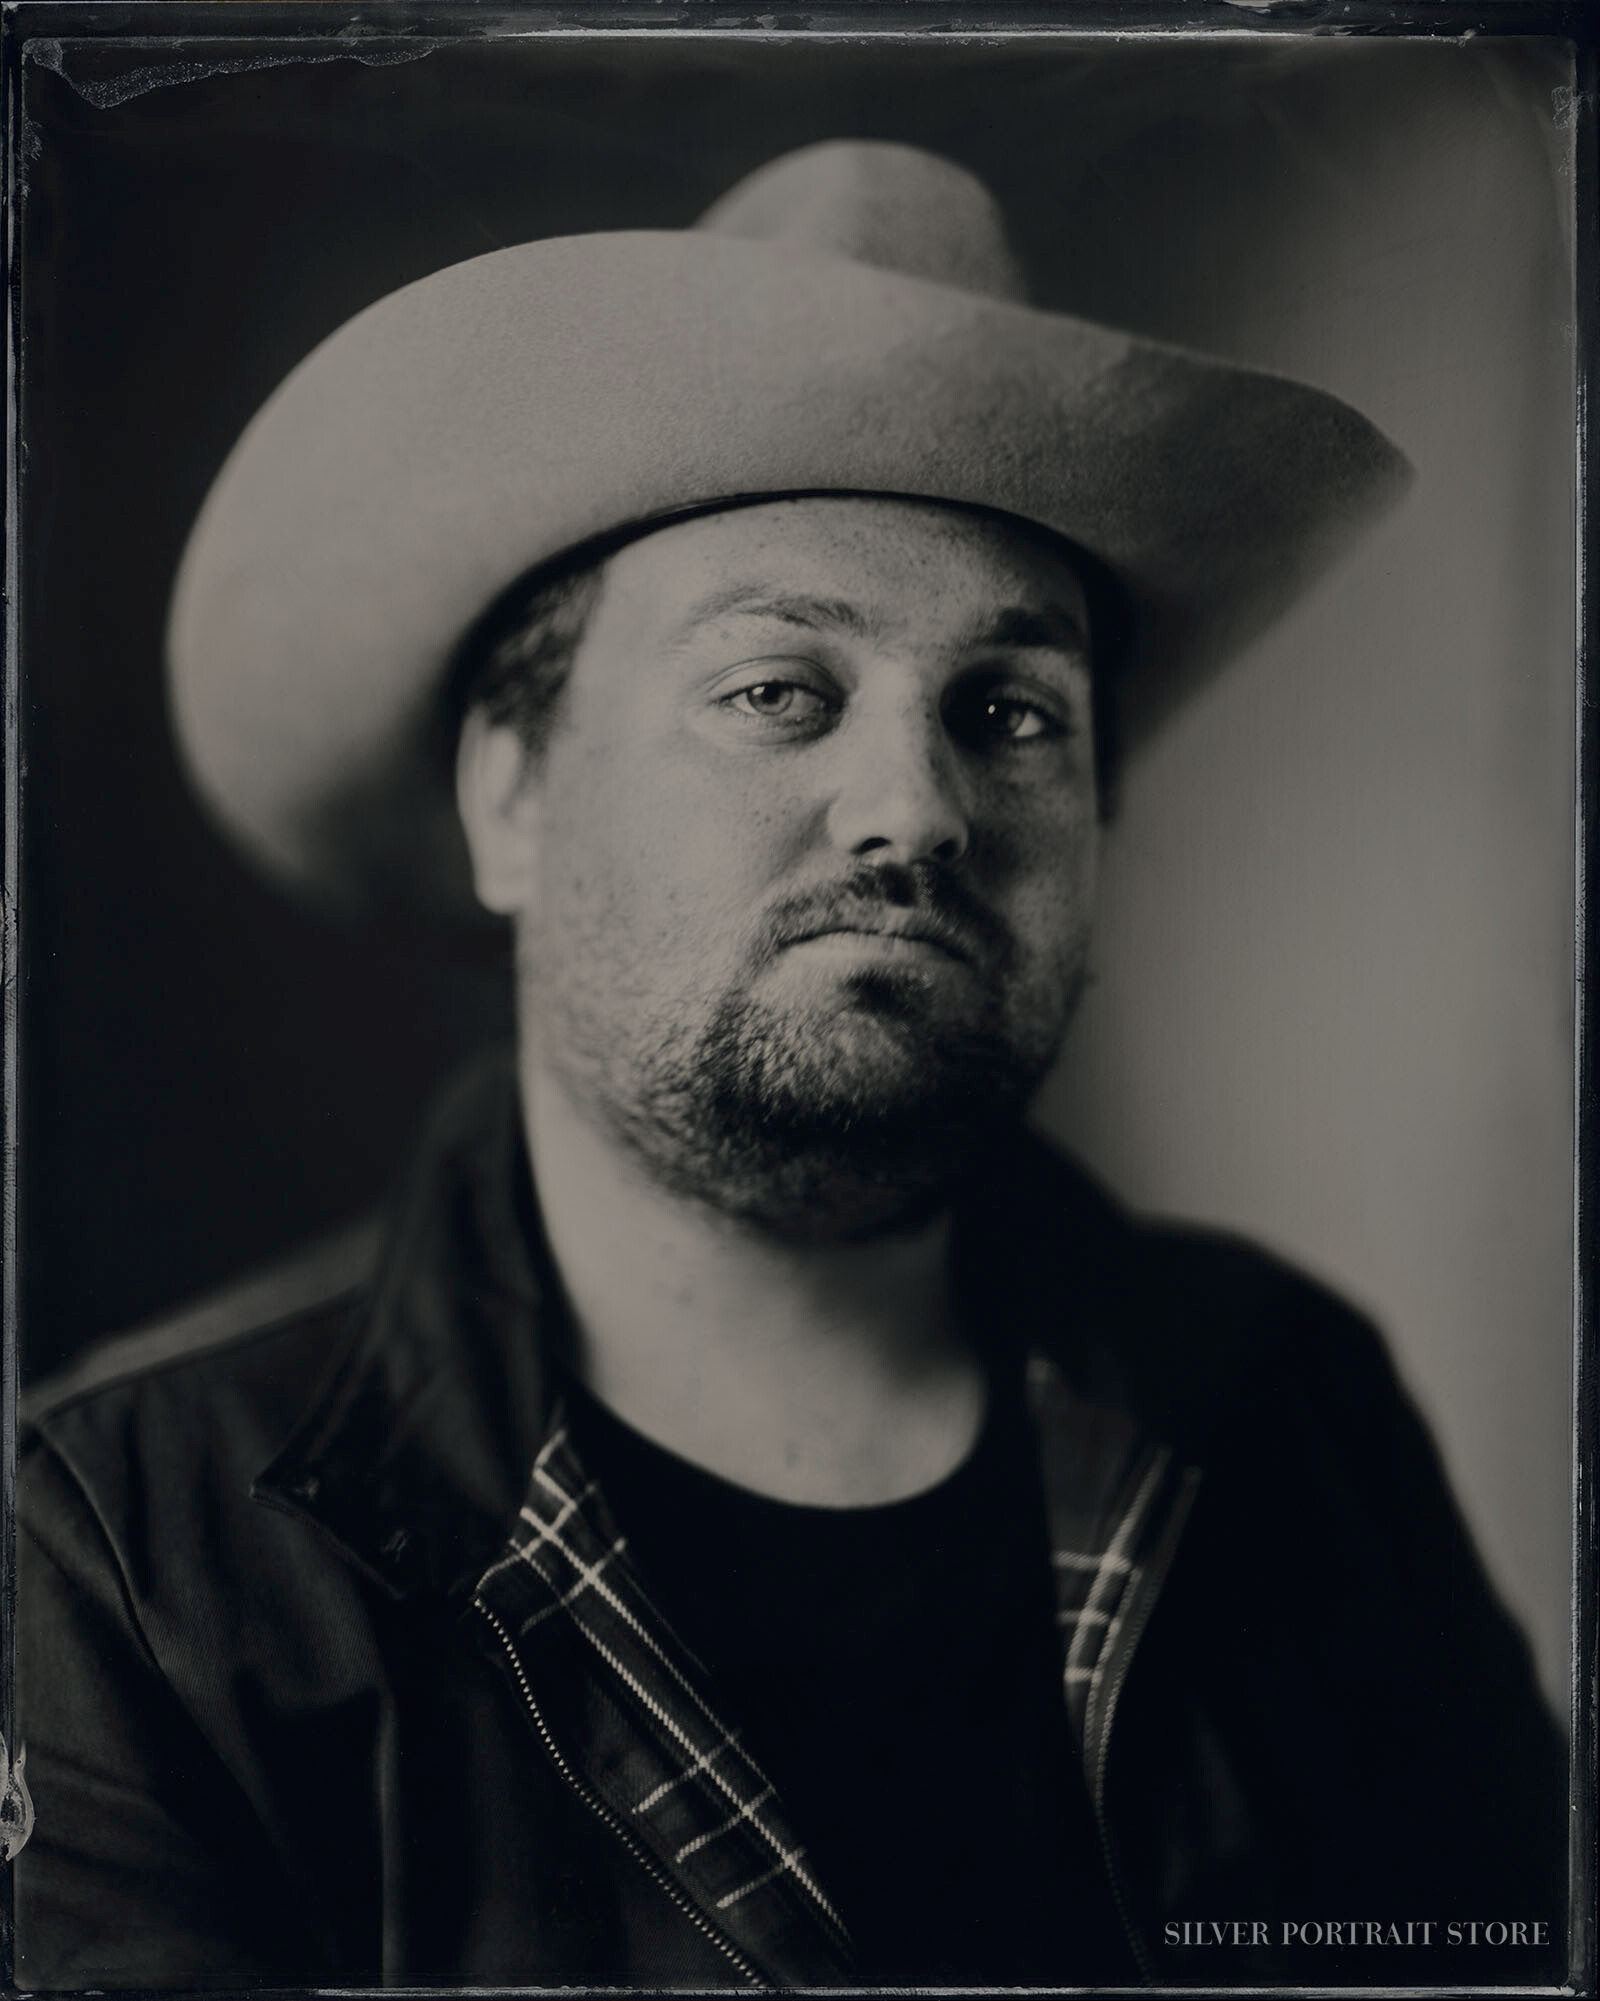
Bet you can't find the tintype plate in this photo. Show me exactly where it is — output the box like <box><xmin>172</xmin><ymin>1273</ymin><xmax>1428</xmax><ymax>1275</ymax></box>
<box><xmin>3</xmin><ymin>5</ymin><xmax>1595</xmax><ymax>1995</ymax></box>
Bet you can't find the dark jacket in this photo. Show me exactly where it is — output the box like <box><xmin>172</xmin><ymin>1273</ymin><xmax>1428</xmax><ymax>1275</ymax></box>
<box><xmin>16</xmin><ymin>1057</ymin><xmax>1568</xmax><ymax>1989</ymax></box>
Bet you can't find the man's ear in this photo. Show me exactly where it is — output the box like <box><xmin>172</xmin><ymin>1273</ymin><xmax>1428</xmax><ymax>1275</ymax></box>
<box><xmin>456</xmin><ymin>709</ymin><xmax>541</xmax><ymax>916</ymax></box>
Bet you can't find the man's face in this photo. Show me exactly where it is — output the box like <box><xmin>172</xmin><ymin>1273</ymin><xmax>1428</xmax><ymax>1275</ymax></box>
<box><xmin>468</xmin><ymin>496</ymin><xmax>1100</xmax><ymax>1235</ymax></box>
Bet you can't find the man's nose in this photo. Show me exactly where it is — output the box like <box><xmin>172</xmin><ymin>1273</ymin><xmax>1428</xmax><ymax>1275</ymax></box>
<box><xmin>825</xmin><ymin>704</ymin><xmax>972</xmax><ymax>865</ymax></box>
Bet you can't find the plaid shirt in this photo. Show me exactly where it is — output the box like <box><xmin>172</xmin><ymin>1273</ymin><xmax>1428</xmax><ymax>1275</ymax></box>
<box><xmin>470</xmin><ymin>1359</ymin><xmax>1198</xmax><ymax>1985</ymax></box>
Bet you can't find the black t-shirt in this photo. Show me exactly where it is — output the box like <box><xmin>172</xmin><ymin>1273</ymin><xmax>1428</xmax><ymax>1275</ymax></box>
<box><xmin>562</xmin><ymin>1370</ymin><xmax>1135</xmax><ymax>1986</ymax></box>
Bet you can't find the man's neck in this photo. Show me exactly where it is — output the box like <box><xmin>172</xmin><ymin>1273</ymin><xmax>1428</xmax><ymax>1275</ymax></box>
<box><xmin>520</xmin><ymin>1063</ymin><xmax>987</xmax><ymax>1507</ymax></box>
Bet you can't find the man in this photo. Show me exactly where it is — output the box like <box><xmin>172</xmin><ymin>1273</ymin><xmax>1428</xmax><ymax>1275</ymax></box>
<box><xmin>17</xmin><ymin>140</ymin><xmax>1566</xmax><ymax>1989</ymax></box>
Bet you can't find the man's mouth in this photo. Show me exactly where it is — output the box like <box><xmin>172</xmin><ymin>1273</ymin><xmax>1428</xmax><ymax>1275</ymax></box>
<box><xmin>759</xmin><ymin>862</ymin><xmax>1012</xmax><ymax>980</ymax></box>
<box><xmin>785</xmin><ymin>921</ymin><xmax>977</xmax><ymax>967</ymax></box>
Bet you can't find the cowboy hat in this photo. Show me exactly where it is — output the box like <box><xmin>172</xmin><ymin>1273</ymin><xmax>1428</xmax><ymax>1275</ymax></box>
<box><xmin>168</xmin><ymin>139</ymin><xmax>1411</xmax><ymax>918</ymax></box>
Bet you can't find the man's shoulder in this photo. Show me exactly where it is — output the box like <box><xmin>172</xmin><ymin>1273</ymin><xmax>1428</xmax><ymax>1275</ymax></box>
<box><xmin>22</xmin><ymin>1217</ymin><xmax>383</xmax><ymax>1487</ymax></box>
<box><xmin>989</xmin><ymin>1128</ymin><xmax>1394</xmax><ymax>1450</ymax></box>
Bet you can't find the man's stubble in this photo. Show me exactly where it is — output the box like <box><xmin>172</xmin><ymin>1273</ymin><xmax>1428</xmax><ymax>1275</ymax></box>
<box><xmin>517</xmin><ymin>860</ymin><xmax>1090</xmax><ymax>1242</ymax></box>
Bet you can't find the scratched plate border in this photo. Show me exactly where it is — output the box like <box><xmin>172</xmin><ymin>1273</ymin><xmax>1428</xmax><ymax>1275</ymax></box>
<box><xmin>1</xmin><ymin>4</ymin><xmax>1595</xmax><ymax>1997</ymax></box>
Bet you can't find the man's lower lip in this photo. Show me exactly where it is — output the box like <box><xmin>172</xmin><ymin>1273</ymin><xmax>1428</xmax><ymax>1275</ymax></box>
<box><xmin>785</xmin><ymin>931</ymin><xmax>969</xmax><ymax>966</ymax></box>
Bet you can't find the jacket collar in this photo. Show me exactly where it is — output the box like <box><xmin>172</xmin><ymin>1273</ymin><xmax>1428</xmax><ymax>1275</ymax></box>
<box><xmin>255</xmin><ymin>1050</ymin><xmax>560</xmax><ymax>1600</ymax></box>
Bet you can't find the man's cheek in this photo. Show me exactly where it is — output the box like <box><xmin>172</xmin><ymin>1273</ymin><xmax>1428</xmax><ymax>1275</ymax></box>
<box><xmin>1010</xmin><ymin>869</ymin><xmax>1096</xmax><ymax>954</ymax></box>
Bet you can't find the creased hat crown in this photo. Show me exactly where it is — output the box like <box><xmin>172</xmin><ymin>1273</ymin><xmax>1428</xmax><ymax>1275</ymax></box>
<box><xmin>697</xmin><ymin>141</ymin><xmax>1031</xmax><ymax>301</ymax></box>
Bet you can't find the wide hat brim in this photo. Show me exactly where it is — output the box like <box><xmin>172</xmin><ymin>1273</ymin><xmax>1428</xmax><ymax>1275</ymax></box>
<box><xmin>169</xmin><ymin>228</ymin><xmax>1412</xmax><ymax>918</ymax></box>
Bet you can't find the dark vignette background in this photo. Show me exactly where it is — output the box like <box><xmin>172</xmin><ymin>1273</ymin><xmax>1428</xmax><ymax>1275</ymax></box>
<box><xmin>17</xmin><ymin>30</ymin><xmax>1577</xmax><ymax>1703</ymax></box>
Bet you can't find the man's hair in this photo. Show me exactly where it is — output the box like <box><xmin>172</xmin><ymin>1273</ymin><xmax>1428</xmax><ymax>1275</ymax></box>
<box><xmin>445</xmin><ymin>542</ymin><xmax>608</xmax><ymax>758</ymax></box>
<box><xmin>446</xmin><ymin>505</ymin><xmax>1125</xmax><ymax>811</ymax></box>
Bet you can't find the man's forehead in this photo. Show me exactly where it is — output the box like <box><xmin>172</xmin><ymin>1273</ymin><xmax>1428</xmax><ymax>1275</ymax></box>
<box><xmin>595</xmin><ymin>495</ymin><xmax>1095</xmax><ymax>649</ymax></box>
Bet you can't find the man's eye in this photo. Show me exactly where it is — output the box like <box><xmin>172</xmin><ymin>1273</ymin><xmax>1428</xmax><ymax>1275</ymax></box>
<box><xmin>983</xmin><ymin>698</ymin><xmax>1052</xmax><ymax>740</ymax></box>
<box><xmin>723</xmin><ymin>681</ymin><xmax>832</xmax><ymax>723</ymax></box>
<box><xmin>949</xmin><ymin>685</ymin><xmax>1068</xmax><ymax>746</ymax></box>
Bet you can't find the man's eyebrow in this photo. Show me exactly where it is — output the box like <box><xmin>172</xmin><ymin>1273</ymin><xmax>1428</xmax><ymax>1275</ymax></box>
<box><xmin>663</xmin><ymin>588</ymin><xmax>1089</xmax><ymax>653</ymax></box>
<box><xmin>666</xmin><ymin>586</ymin><xmax>874</xmax><ymax>643</ymax></box>
<box><xmin>969</xmin><ymin>604</ymin><xmax>1091</xmax><ymax>654</ymax></box>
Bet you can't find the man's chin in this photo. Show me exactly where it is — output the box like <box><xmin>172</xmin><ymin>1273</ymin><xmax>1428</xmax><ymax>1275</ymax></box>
<box><xmin>607</xmin><ymin>995</ymin><xmax>1052</xmax><ymax>1240</ymax></box>
<box><xmin>763</xmin><ymin>988</ymin><xmax>974</xmax><ymax>1101</ymax></box>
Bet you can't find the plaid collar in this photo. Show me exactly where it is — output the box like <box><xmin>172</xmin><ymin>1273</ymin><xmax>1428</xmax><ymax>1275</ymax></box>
<box><xmin>471</xmin><ymin>1415</ymin><xmax>854</xmax><ymax>1985</ymax></box>
<box><xmin>466</xmin><ymin>1359</ymin><xmax>1195</xmax><ymax>1985</ymax></box>
<box><xmin>259</xmin><ymin>1055</ymin><xmax>1207</xmax><ymax>1982</ymax></box>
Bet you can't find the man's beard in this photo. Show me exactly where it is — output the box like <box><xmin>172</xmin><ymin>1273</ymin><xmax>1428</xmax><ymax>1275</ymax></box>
<box><xmin>528</xmin><ymin>862</ymin><xmax>1087</xmax><ymax>1240</ymax></box>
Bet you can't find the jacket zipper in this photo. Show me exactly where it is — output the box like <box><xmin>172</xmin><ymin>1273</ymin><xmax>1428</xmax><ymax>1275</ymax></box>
<box><xmin>474</xmin><ymin>1597</ymin><xmax>765</xmax><ymax>1989</ymax></box>
<box><xmin>1085</xmin><ymin>1462</ymin><xmax>1205</xmax><ymax>1986</ymax></box>
<box><xmin>1089</xmin><ymin>1594</ymin><xmax>1159</xmax><ymax>1981</ymax></box>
